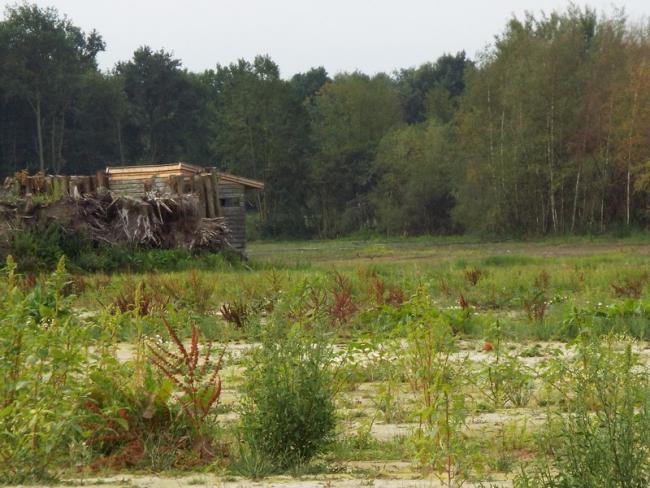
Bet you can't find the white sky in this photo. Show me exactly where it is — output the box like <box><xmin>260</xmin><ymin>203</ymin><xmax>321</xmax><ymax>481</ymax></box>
<box><xmin>2</xmin><ymin>0</ymin><xmax>648</xmax><ymax>77</ymax></box>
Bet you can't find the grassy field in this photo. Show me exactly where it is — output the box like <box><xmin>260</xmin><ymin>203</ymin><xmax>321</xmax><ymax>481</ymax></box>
<box><xmin>2</xmin><ymin>237</ymin><xmax>650</xmax><ymax>487</ymax></box>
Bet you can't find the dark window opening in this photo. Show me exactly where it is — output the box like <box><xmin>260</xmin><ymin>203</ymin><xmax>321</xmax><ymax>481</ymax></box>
<box><xmin>220</xmin><ymin>197</ymin><xmax>240</xmax><ymax>207</ymax></box>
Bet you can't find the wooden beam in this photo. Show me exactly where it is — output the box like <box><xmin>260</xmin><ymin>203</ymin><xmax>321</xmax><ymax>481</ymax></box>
<box><xmin>194</xmin><ymin>174</ymin><xmax>207</xmax><ymax>218</ymax></box>
<box><xmin>202</xmin><ymin>175</ymin><xmax>217</xmax><ymax>215</ymax></box>
<box><xmin>61</xmin><ymin>175</ymin><xmax>70</xmax><ymax>195</ymax></box>
<box><xmin>203</xmin><ymin>175</ymin><xmax>216</xmax><ymax>218</ymax></box>
<box><xmin>96</xmin><ymin>170</ymin><xmax>107</xmax><ymax>190</ymax></box>
<box><xmin>210</xmin><ymin>168</ymin><xmax>222</xmax><ymax>217</ymax></box>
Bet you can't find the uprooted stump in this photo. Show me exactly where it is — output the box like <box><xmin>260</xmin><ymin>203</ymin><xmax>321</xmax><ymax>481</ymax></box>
<box><xmin>0</xmin><ymin>191</ymin><xmax>234</xmax><ymax>254</ymax></box>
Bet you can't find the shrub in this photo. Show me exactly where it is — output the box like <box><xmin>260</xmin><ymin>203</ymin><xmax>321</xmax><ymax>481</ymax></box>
<box><xmin>399</xmin><ymin>291</ymin><xmax>477</xmax><ymax>484</ymax></box>
<box><xmin>2</xmin><ymin>224</ymin><xmax>244</xmax><ymax>274</ymax></box>
<box><xmin>6</xmin><ymin>221</ymin><xmax>80</xmax><ymax>272</ymax></box>
<box><xmin>464</xmin><ymin>266</ymin><xmax>485</xmax><ymax>286</ymax></box>
<box><xmin>111</xmin><ymin>279</ymin><xmax>167</xmax><ymax>316</ymax></box>
<box><xmin>82</xmin><ymin>363</ymin><xmax>187</xmax><ymax>471</ymax></box>
<box><xmin>559</xmin><ymin>300</ymin><xmax>650</xmax><ymax>339</ymax></box>
<box><xmin>155</xmin><ymin>269</ymin><xmax>217</xmax><ymax>313</ymax></box>
<box><xmin>147</xmin><ymin>318</ymin><xmax>224</xmax><ymax>461</ymax></box>
<box><xmin>611</xmin><ymin>272</ymin><xmax>647</xmax><ymax>299</ymax></box>
<box><xmin>329</xmin><ymin>272</ymin><xmax>358</xmax><ymax>325</ymax></box>
<box><xmin>0</xmin><ymin>256</ymin><xmax>90</xmax><ymax>482</ymax></box>
<box><xmin>481</xmin><ymin>321</ymin><xmax>533</xmax><ymax>408</ymax></box>
<box><xmin>239</xmin><ymin>320</ymin><xmax>337</xmax><ymax>471</ymax></box>
<box><xmin>220</xmin><ymin>301</ymin><xmax>250</xmax><ymax>328</ymax></box>
<box><xmin>522</xmin><ymin>289</ymin><xmax>547</xmax><ymax>322</ymax></box>
<box><xmin>518</xmin><ymin>335</ymin><xmax>650</xmax><ymax>487</ymax></box>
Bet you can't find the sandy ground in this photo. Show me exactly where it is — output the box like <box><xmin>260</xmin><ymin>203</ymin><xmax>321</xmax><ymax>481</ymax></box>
<box><xmin>19</xmin><ymin>474</ymin><xmax>512</xmax><ymax>487</ymax></box>
<box><xmin>62</xmin><ymin>337</ymin><xmax>647</xmax><ymax>488</ymax></box>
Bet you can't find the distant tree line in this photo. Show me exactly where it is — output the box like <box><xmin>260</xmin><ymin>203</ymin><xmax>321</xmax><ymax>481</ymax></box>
<box><xmin>1</xmin><ymin>4</ymin><xmax>649</xmax><ymax>237</ymax></box>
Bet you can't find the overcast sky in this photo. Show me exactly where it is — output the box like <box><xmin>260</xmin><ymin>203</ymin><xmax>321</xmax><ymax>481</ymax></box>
<box><xmin>2</xmin><ymin>0</ymin><xmax>648</xmax><ymax>77</ymax></box>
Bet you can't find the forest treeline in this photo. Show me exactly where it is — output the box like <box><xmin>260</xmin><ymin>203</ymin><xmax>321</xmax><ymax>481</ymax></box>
<box><xmin>1</xmin><ymin>4</ymin><xmax>649</xmax><ymax>238</ymax></box>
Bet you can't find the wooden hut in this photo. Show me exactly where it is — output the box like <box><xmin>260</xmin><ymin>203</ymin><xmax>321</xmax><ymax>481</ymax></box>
<box><xmin>105</xmin><ymin>163</ymin><xmax>264</xmax><ymax>252</ymax></box>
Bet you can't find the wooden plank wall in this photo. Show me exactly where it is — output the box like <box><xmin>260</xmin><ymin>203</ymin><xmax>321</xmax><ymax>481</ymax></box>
<box><xmin>218</xmin><ymin>183</ymin><xmax>246</xmax><ymax>251</ymax></box>
<box><xmin>108</xmin><ymin>175</ymin><xmax>246</xmax><ymax>250</ymax></box>
<box><xmin>108</xmin><ymin>177</ymin><xmax>147</xmax><ymax>197</ymax></box>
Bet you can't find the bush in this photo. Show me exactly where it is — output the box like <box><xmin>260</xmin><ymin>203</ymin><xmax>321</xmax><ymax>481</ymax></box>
<box><xmin>7</xmin><ymin>221</ymin><xmax>89</xmax><ymax>272</ymax></box>
<box><xmin>399</xmin><ymin>291</ymin><xmax>477</xmax><ymax>484</ymax></box>
<box><xmin>3</xmin><ymin>223</ymin><xmax>244</xmax><ymax>274</ymax></box>
<box><xmin>0</xmin><ymin>256</ymin><xmax>227</xmax><ymax>481</ymax></box>
<box><xmin>517</xmin><ymin>334</ymin><xmax>650</xmax><ymax>487</ymax></box>
<box><xmin>238</xmin><ymin>320</ymin><xmax>337</xmax><ymax>471</ymax></box>
<box><xmin>0</xmin><ymin>256</ymin><xmax>90</xmax><ymax>482</ymax></box>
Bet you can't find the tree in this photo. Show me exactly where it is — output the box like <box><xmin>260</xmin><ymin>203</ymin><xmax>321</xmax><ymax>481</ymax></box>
<box><xmin>396</xmin><ymin>52</ymin><xmax>471</xmax><ymax>124</ymax></box>
<box><xmin>115</xmin><ymin>47</ymin><xmax>203</xmax><ymax>163</ymax></box>
<box><xmin>65</xmin><ymin>71</ymin><xmax>128</xmax><ymax>172</ymax></box>
<box><xmin>206</xmin><ymin>56</ymin><xmax>312</xmax><ymax>236</ymax></box>
<box><xmin>452</xmin><ymin>7</ymin><xmax>637</xmax><ymax>235</ymax></box>
<box><xmin>612</xmin><ymin>25</ymin><xmax>650</xmax><ymax>227</ymax></box>
<box><xmin>309</xmin><ymin>72</ymin><xmax>402</xmax><ymax>236</ymax></box>
<box><xmin>290</xmin><ymin>67</ymin><xmax>330</xmax><ymax>103</ymax></box>
<box><xmin>0</xmin><ymin>4</ymin><xmax>104</xmax><ymax>172</ymax></box>
<box><xmin>372</xmin><ymin>121</ymin><xmax>455</xmax><ymax>235</ymax></box>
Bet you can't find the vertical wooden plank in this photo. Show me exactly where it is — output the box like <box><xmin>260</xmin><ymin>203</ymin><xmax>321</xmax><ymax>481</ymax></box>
<box><xmin>24</xmin><ymin>176</ymin><xmax>33</xmax><ymax>195</ymax></box>
<box><xmin>52</xmin><ymin>176</ymin><xmax>62</xmax><ymax>197</ymax></box>
<box><xmin>210</xmin><ymin>168</ymin><xmax>222</xmax><ymax>217</ymax></box>
<box><xmin>81</xmin><ymin>176</ymin><xmax>91</xmax><ymax>194</ymax></box>
<box><xmin>183</xmin><ymin>176</ymin><xmax>191</xmax><ymax>194</ymax></box>
<box><xmin>44</xmin><ymin>176</ymin><xmax>52</xmax><ymax>195</ymax></box>
<box><xmin>147</xmin><ymin>175</ymin><xmax>156</xmax><ymax>194</ymax></box>
<box><xmin>194</xmin><ymin>174</ymin><xmax>206</xmax><ymax>218</ymax></box>
<box><xmin>68</xmin><ymin>176</ymin><xmax>77</xmax><ymax>198</ymax></box>
<box><xmin>96</xmin><ymin>170</ymin><xmax>107</xmax><ymax>190</ymax></box>
<box><xmin>203</xmin><ymin>174</ymin><xmax>216</xmax><ymax>218</ymax></box>
<box><xmin>13</xmin><ymin>177</ymin><xmax>22</xmax><ymax>196</ymax></box>
<box><xmin>61</xmin><ymin>175</ymin><xmax>70</xmax><ymax>195</ymax></box>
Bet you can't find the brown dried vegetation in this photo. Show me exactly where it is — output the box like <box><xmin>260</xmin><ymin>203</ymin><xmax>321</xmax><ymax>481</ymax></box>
<box><xmin>147</xmin><ymin>318</ymin><xmax>224</xmax><ymax>460</ymax></box>
<box><xmin>111</xmin><ymin>280</ymin><xmax>168</xmax><ymax>315</ymax></box>
<box><xmin>464</xmin><ymin>267</ymin><xmax>485</xmax><ymax>286</ymax></box>
<box><xmin>611</xmin><ymin>273</ymin><xmax>647</xmax><ymax>299</ymax></box>
<box><xmin>220</xmin><ymin>301</ymin><xmax>249</xmax><ymax>328</ymax></box>
<box><xmin>329</xmin><ymin>272</ymin><xmax>358</xmax><ymax>325</ymax></box>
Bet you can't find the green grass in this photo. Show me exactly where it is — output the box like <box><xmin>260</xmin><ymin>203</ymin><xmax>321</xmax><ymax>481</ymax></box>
<box><xmin>67</xmin><ymin>236</ymin><xmax>650</xmax><ymax>342</ymax></box>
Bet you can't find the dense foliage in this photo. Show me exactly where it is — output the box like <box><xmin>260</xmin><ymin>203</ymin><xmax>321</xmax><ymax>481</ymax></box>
<box><xmin>0</xmin><ymin>257</ymin><xmax>226</xmax><ymax>482</ymax></box>
<box><xmin>239</xmin><ymin>319</ymin><xmax>337</xmax><ymax>471</ymax></box>
<box><xmin>1</xmin><ymin>4</ymin><xmax>649</xmax><ymax>238</ymax></box>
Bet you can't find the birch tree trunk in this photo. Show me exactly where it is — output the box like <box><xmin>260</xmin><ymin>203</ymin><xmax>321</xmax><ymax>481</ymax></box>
<box><xmin>571</xmin><ymin>164</ymin><xmax>581</xmax><ymax>233</ymax></box>
<box><xmin>51</xmin><ymin>115</ymin><xmax>57</xmax><ymax>171</ymax></box>
<box><xmin>56</xmin><ymin>112</ymin><xmax>65</xmax><ymax>173</ymax></box>
<box><xmin>626</xmin><ymin>59</ymin><xmax>645</xmax><ymax>226</ymax></box>
<box><xmin>546</xmin><ymin>96</ymin><xmax>558</xmax><ymax>233</ymax></box>
<box><xmin>34</xmin><ymin>93</ymin><xmax>45</xmax><ymax>172</ymax></box>
<box><xmin>116</xmin><ymin>119</ymin><xmax>125</xmax><ymax>164</ymax></box>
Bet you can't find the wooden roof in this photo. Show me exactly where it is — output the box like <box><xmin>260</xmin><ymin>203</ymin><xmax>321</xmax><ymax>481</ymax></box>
<box><xmin>105</xmin><ymin>163</ymin><xmax>264</xmax><ymax>189</ymax></box>
<box><xmin>217</xmin><ymin>172</ymin><xmax>265</xmax><ymax>190</ymax></box>
<box><xmin>106</xmin><ymin>162</ymin><xmax>203</xmax><ymax>180</ymax></box>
